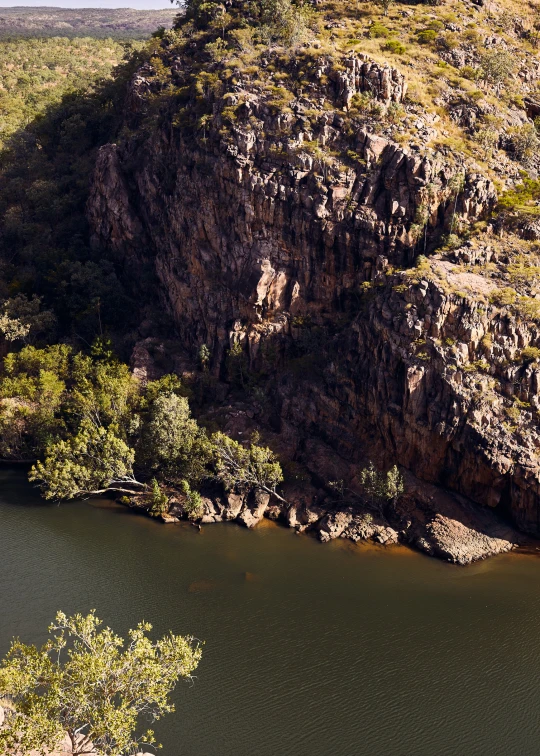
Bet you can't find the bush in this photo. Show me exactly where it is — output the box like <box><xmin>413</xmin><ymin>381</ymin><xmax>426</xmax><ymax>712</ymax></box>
<box><xmin>383</xmin><ymin>39</ymin><xmax>406</xmax><ymax>54</ymax></box>
<box><xmin>480</xmin><ymin>50</ymin><xmax>516</xmax><ymax>89</ymax></box>
<box><xmin>416</xmin><ymin>29</ymin><xmax>437</xmax><ymax>44</ymax></box>
<box><xmin>460</xmin><ymin>65</ymin><xmax>479</xmax><ymax>80</ymax></box>
<box><xmin>498</xmin><ymin>177</ymin><xmax>540</xmax><ymax>212</ymax></box>
<box><xmin>369</xmin><ymin>22</ymin><xmax>391</xmax><ymax>38</ymax></box>
<box><xmin>180</xmin><ymin>479</ymin><xmax>203</xmax><ymax>520</ymax></box>
<box><xmin>509</xmin><ymin>124</ymin><xmax>539</xmax><ymax>165</ymax></box>
<box><xmin>520</xmin><ymin>346</ymin><xmax>540</xmax><ymax>362</ymax></box>
<box><xmin>149</xmin><ymin>478</ymin><xmax>169</xmax><ymax>517</ymax></box>
<box><xmin>489</xmin><ymin>288</ymin><xmax>517</xmax><ymax>306</ymax></box>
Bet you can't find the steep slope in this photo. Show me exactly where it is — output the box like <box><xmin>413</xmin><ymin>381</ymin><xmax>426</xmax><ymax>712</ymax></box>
<box><xmin>88</xmin><ymin>0</ymin><xmax>540</xmax><ymax>559</ymax></box>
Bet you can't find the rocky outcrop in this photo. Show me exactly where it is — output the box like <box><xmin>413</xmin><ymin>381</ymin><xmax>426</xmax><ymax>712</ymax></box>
<box><xmin>87</xmin><ymin>41</ymin><xmax>540</xmax><ymax>556</ymax></box>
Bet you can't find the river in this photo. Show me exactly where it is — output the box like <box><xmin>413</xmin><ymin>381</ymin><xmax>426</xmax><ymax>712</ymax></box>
<box><xmin>2</xmin><ymin>467</ymin><xmax>540</xmax><ymax>755</ymax></box>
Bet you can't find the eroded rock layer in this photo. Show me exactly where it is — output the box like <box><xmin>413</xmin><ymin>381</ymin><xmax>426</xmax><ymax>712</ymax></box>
<box><xmin>88</xmin><ymin>43</ymin><xmax>540</xmax><ymax>557</ymax></box>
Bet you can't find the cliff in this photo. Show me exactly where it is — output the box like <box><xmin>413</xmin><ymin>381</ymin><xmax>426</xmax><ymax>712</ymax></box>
<box><xmin>87</xmin><ymin>0</ymin><xmax>540</xmax><ymax>561</ymax></box>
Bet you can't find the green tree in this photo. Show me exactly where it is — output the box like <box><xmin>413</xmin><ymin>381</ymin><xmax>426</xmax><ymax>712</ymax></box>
<box><xmin>0</xmin><ymin>610</ymin><xmax>201</xmax><ymax>756</ymax></box>
<box><xmin>480</xmin><ymin>50</ymin><xmax>516</xmax><ymax>92</ymax></box>
<box><xmin>212</xmin><ymin>431</ymin><xmax>285</xmax><ymax>502</ymax></box>
<box><xmin>141</xmin><ymin>392</ymin><xmax>212</xmax><ymax>483</ymax></box>
<box><xmin>149</xmin><ymin>476</ymin><xmax>169</xmax><ymax>517</ymax></box>
<box><xmin>29</xmin><ymin>420</ymin><xmax>143</xmax><ymax>499</ymax></box>
<box><xmin>360</xmin><ymin>462</ymin><xmax>404</xmax><ymax>508</ymax></box>
<box><xmin>180</xmin><ymin>478</ymin><xmax>204</xmax><ymax>519</ymax></box>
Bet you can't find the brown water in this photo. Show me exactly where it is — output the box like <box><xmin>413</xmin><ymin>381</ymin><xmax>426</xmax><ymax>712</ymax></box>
<box><xmin>1</xmin><ymin>466</ymin><xmax>540</xmax><ymax>756</ymax></box>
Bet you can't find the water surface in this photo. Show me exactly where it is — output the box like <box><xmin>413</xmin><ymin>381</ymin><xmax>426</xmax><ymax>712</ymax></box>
<box><xmin>1</xmin><ymin>467</ymin><xmax>540</xmax><ymax>756</ymax></box>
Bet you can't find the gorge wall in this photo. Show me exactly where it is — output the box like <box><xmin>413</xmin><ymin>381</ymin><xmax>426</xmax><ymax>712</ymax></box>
<box><xmin>87</xmin><ymin>33</ymin><xmax>540</xmax><ymax>556</ymax></box>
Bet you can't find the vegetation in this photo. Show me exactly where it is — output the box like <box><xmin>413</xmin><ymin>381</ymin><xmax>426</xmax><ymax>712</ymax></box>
<box><xmin>0</xmin><ymin>7</ymin><xmax>176</xmax><ymax>40</ymax></box>
<box><xmin>330</xmin><ymin>464</ymin><xmax>405</xmax><ymax>513</ymax></box>
<box><xmin>0</xmin><ymin>610</ymin><xmax>201</xmax><ymax>756</ymax></box>
<box><xmin>0</xmin><ymin>341</ymin><xmax>285</xmax><ymax>507</ymax></box>
<box><xmin>0</xmin><ymin>36</ymin><xmax>145</xmax><ymax>345</ymax></box>
<box><xmin>360</xmin><ymin>463</ymin><xmax>405</xmax><ymax>508</ymax></box>
<box><xmin>0</xmin><ymin>37</ymin><xmax>127</xmax><ymax>146</ymax></box>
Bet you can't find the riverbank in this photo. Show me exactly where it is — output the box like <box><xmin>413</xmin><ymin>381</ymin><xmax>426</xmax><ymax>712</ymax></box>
<box><xmin>124</xmin><ymin>468</ymin><xmax>525</xmax><ymax>566</ymax></box>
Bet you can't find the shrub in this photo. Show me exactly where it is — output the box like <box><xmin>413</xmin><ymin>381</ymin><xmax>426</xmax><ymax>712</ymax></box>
<box><xmin>180</xmin><ymin>479</ymin><xmax>203</xmax><ymax>520</ymax></box>
<box><xmin>416</xmin><ymin>29</ymin><xmax>438</xmax><ymax>44</ymax></box>
<box><xmin>369</xmin><ymin>23</ymin><xmax>391</xmax><ymax>38</ymax></box>
<box><xmin>480</xmin><ymin>50</ymin><xmax>516</xmax><ymax>89</ymax></box>
<box><xmin>383</xmin><ymin>39</ymin><xmax>406</xmax><ymax>54</ymax></box>
<box><xmin>149</xmin><ymin>478</ymin><xmax>169</xmax><ymax>517</ymax></box>
<box><xmin>509</xmin><ymin>123</ymin><xmax>539</xmax><ymax>164</ymax></box>
<box><xmin>489</xmin><ymin>287</ymin><xmax>517</xmax><ymax>306</ymax></box>
<box><xmin>435</xmin><ymin>33</ymin><xmax>458</xmax><ymax>52</ymax></box>
<box><xmin>520</xmin><ymin>346</ymin><xmax>540</xmax><ymax>362</ymax></box>
<box><xmin>517</xmin><ymin>297</ymin><xmax>540</xmax><ymax>321</ymax></box>
<box><xmin>498</xmin><ymin>177</ymin><xmax>540</xmax><ymax>212</ymax></box>
<box><xmin>460</xmin><ymin>65</ymin><xmax>479</xmax><ymax>80</ymax></box>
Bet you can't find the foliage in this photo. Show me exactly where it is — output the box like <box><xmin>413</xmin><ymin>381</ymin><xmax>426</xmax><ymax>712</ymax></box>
<box><xmin>141</xmin><ymin>392</ymin><xmax>212</xmax><ymax>484</ymax></box>
<box><xmin>416</xmin><ymin>29</ymin><xmax>438</xmax><ymax>44</ymax></box>
<box><xmin>198</xmin><ymin>343</ymin><xmax>211</xmax><ymax>370</ymax></box>
<box><xmin>0</xmin><ymin>295</ymin><xmax>56</xmax><ymax>344</ymax></box>
<box><xmin>509</xmin><ymin>124</ymin><xmax>539</xmax><ymax>164</ymax></box>
<box><xmin>360</xmin><ymin>463</ymin><xmax>404</xmax><ymax>505</ymax></box>
<box><xmin>180</xmin><ymin>479</ymin><xmax>204</xmax><ymax>519</ymax></box>
<box><xmin>383</xmin><ymin>39</ymin><xmax>407</xmax><ymax>55</ymax></box>
<box><xmin>212</xmin><ymin>431</ymin><xmax>285</xmax><ymax>502</ymax></box>
<box><xmin>369</xmin><ymin>22</ymin><xmax>390</xmax><ymax>38</ymax></box>
<box><xmin>488</xmin><ymin>287</ymin><xmax>517</xmax><ymax>306</ymax></box>
<box><xmin>479</xmin><ymin>49</ymin><xmax>516</xmax><ymax>90</ymax></box>
<box><xmin>0</xmin><ymin>37</ymin><xmax>141</xmax><ymax>342</ymax></box>
<box><xmin>498</xmin><ymin>177</ymin><xmax>540</xmax><ymax>213</ymax></box>
<box><xmin>520</xmin><ymin>346</ymin><xmax>540</xmax><ymax>363</ymax></box>
<box><xmin>227</xmin><ymin>341</ymin><xmax>249</xmax><ymax>389</ymax></box>
<box><xmin>0</xmin><ymin>610</ymin><xmax>201</xmax><ymax>756</ymax></box>
<box><xmin>29</xmin><ymin>420</ymin><xmax>141</xmax><ymax>500</ymax></box>
<box><xmin>149</xmin><ymin>477</ymin><xmax>169</xmax><ymax>517</ymax></box>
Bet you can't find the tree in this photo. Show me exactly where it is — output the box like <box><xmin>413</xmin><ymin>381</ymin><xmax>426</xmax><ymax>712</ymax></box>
<box><xmin>212</xmin><ymin>431</ymin><xmax>285</xmax><ymax>502</ymax></box>
<box><xmin>29</xmin><ymin>420</ymin><xmax>143</xmax><ymax>499</ymax></box>
<box><xmin>149</xmin><ymin>477</ymin><xmax>169</xmax><ymax>517</ymax></box>
<box><xmin>0</xmin><ymin>610</ymin><xmax>202</xmax><ymax>756</ymax></box>
<box><xmin>360</xmin><ymin>462</ymin><xmax>404</xmax><ymax>508</ymax></box>
<box><xmin>376</xmin><ymin>0</ymin><xmax>394</xmax><ymax>16</ymax></box>
<box><xmin>141</xmin><ymin>392</ymin><xmax>212</xmax><ymax>483</ymax></box>
<box><xmin>480</xmin><ymin>50</ymin><xmax>516</xmax><ymax>92</ymax></box>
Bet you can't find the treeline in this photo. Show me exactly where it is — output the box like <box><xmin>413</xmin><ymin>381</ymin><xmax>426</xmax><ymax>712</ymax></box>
<box><xmin>0</xmin><ymin>8</ymin><xmax>176</xmax><ymax>40</ymax></box>
<box><xmin>0</xmin><ymin>340</ymin><xmax>284</xmax><ymax>510</ymax></box>
<box><xmin>0</xmin><ymin>37</ymin><xmax>151</xmax><ymax>350</ymax></box>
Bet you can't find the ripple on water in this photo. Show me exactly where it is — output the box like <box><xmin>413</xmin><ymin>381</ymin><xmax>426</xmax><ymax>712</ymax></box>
<box><xmin>1</xmin><ymin>469</ymin><xmax>540</xmax><ymax>756</ymax></box>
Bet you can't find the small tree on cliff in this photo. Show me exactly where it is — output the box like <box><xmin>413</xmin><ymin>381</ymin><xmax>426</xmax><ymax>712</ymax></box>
<box><xmin>0</xmin><ymin>610</ymin><xmax>202</xmax><ymax>756</ymax></box>
<box><xmin>212</xmin><ymin>431</ymin><xmax>286</xmax><ymax>502</ymax></box>
<box><xmin>360</xmin><ymin>463</ymin><xmax>404</xmax><ymax>509</ymax></box>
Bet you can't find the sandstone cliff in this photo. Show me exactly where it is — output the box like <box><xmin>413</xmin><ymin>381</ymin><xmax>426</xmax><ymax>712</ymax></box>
<box><xmin>87</xmin><ymin>0</ymin><xmax>540</xmax><ymax>561</ymax></box>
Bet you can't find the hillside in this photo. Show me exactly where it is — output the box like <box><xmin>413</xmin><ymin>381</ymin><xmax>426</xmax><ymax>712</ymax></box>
<box><xmin>0</xmin><ymin>6</ymin><xmax>177</xmax><ymax>39</ymax></box>
<box><xmin>3</xmin><ymin>0</ymin><xmax>540</xmax><ymax>562</ymax></box>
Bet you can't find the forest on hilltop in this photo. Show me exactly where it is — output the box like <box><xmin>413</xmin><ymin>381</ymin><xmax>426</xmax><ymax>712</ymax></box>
<box><xmin>0</xmin><ymin>7</ymin><xmax>176</xmax><ymax>40</ymax></box>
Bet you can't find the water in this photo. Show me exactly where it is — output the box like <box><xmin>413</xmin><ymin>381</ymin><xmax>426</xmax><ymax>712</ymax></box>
<box><xmin>2</xmin><ymin>467</ymin><xmax>540</xmax><ymax>756</ymax></box>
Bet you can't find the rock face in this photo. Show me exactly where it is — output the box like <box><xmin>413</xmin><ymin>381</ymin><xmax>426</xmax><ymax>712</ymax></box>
<box><xmin>87</xmin><ymin>41</ymin><xmax>540</xmax><ymax>556</ymax></box>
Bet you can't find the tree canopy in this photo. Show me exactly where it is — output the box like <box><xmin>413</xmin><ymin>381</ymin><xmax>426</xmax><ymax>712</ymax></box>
<box><xmin>0</xmin><ymin>341</ymin><xmax>286</xmax><ymax>508</ymax></box>
<box><xmin>0</xmin><ymin>610</ymin><xmax>202</xmax><ymax>756</ymax></box>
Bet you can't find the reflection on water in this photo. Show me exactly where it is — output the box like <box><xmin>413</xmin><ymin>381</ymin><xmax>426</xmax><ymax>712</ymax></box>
<box><xmin>1</xmin><ymin>467</ymin><xmax>540</xmax><ymax>756</ymax></box>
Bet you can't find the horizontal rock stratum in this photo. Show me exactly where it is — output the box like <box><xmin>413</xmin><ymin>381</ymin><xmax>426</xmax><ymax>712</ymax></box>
<box><xmin>86</xmin><ymin>0</ymin><xmax>540</xmax><ymax>561</ymax></box>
